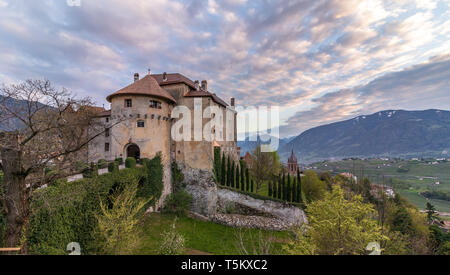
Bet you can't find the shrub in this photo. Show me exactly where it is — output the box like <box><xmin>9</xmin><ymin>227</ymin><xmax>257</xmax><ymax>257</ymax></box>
<box><xmin>115</xmin><ymin>158</ymin><xmax>124</xmax><ymax>165</ymax></box>
<box><xmin>158</xmin><ymin>218</ymin><xmax>186</xmax><ymax>255</ymax></box>
<box><xmin>108</xmin><ymin>162</ymin><xmax>119</xmax><ymax>173</ymax></box>
<box><xmin>75</xmin><ymin>161</ymin><xmax>89</xmax><ymax>173</ymax></box>
<box><xmin>97</xmin><ymin>159</ymin><xmax>108</xmax><ymax>169</ymax></box>
<box><xmin>95</xmin><ymin>180</ymin><xmax>150</xmax><ymax>255</ymax></box>
<box><xmin>140</xmin><ymin>154</ymin><xmax>164</xmax><ymax>208</ymax></box>
<box><xmin>82</xmin><ymin>164</ymin><xmax>98</xmax><ymax>179</ymax></box>
<box><xmin>163</xmin><ymin>190</ymin><xmax>193</xmax><ymax>217</ymax></box>
<box><xmin>125</xmin><ymin>157</ymin><xmax>136</xmax><ymax>169</ymax></box>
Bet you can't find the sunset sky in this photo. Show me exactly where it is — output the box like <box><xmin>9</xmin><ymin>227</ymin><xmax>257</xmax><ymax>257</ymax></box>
<box><xmin>0</xmin><ymin>0</ymin><xmax>449</xmax><ymax>137</ymax></box>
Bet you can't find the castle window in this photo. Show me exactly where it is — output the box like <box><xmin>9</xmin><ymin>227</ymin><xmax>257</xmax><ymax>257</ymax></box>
<box><xmin>105</xmin><ymin>143</ymin><xmax>110</xmax><ymax>152</ymax></box>
<box><xmin>125</xmin><ymin>99</ymin><xmax>132</xmax><ymax>108</ymax></box>
<box><xmin>106</xmin><ymin>117</ymin><xmax>109</xmax><ymax>123</ymax></box>
<box><xmin>105</xmin><ymin>128</ymin><xmax>110</xmax><ymax>137</ymax></box>
<box><xmin>150</xmin><ymin>100</ymin><xmax>162</xmax><ymax>109</ymax></box>
<box><xmin>137</xmin><ymin>120</ymin><xmax>145</xmax><ymax>128</ymax></box>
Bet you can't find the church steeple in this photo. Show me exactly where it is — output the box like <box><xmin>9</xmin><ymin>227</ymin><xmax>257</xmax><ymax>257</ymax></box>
<box><xmin>287</xmin><ymin>149</ymin><xmax>298</xmax><ymax>175</ymax></box>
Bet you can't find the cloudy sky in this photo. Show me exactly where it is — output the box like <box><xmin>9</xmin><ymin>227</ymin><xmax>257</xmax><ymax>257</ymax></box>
<box><xmin>0</xmin><ymin>0</ymin><xmax>449</xmax><ymax>137</ymax></box>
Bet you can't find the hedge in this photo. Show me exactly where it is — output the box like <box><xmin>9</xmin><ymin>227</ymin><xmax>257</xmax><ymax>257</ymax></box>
<box><xmin>28</xmin><ymin>154</ymin><xmax>164</xmax><ymax>255</ymax></box>
<box><xmin>125</xmin><ymin>157</ymin><xmax>136</xmax><ymax>169</ymax></box>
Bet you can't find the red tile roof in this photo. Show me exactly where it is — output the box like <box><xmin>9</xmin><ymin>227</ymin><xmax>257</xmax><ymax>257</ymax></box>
<box><xmin>96</xmin><ymin>110</ymin><xmax>111</xmax><ymax>117</ymax></box>
<box><xmin>152</xmin><ymin>73</ymin><xmax>196</xmax><ymax>89</ymax></box>
<box><xmin>153</xmin><ymin>73</ymin><xmax>229</xmax><ymax>107</ymax></box>
<box><xmin>106</xmin><ymin>75</ymin><xmax>176</xmax><ymax>103</ymax></box>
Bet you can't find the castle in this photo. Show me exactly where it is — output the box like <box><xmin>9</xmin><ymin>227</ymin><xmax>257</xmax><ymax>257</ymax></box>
<box><xmin>88</xmin><ymin>71</ymin><xmax>239</xmax><ymax>206</ymax></box>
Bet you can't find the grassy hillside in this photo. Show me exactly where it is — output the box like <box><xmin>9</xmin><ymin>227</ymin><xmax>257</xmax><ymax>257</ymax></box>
<box><xmin>135</xmin><ymin>213</ymin><xmax>290</xmax><ymax>255</ymax></box>
<box><xmin>310</xmin><ymin>158</ymin><xmax>450</xmax><ymax>212</ymax></box>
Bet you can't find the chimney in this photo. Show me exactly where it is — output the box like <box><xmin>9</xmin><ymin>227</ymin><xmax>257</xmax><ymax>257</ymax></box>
<box><xmin>201</xmin><ymin>80</ymin><xmax>208</xmax><ymax>91</ymax></box>
<box><xmin>134</xmin><ymin>73</ymin><xmax>139</xmax><ymax>82</ymax></box>
<box><xmin>194</xmin><ymin>80</ymin><xmax>200</xmax><ymax>91</ymax></box>
<box><xmin>231</xmin><ymin>97</ymin><xmax>235</xmax><ymax>107</ymax></box>
<box><xmin>163</xmin><ymin>72</ymin><xmax>168</xmax><ymax>82</ymax></box>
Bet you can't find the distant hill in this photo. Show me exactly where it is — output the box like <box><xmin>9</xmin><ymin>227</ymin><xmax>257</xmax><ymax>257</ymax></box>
<box><xmin>0</xmin><ymin>95</ymin><xmax>47</xmax><ymax>131</ymax></box>
<box><xmin>238</xmin><ymin>135</ymin><xmax>294</xmax><ymax>155</ymax></box>
<box><xmin>279</xmin><ymin>110</ymin><xmax>450</xmax><ymax>164</ymax></box>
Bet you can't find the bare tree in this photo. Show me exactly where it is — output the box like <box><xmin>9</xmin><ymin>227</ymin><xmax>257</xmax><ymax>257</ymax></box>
<box><xmin>0</xmin><ymin>79</ymin><xmax>114</xmax><ymax>249</ymax></box>
<box><xmin>234</xmin><ymin>228</ymin><xmax>274</xmax><ymax>255</ymax></box>
<box><xmin>248</xmin><ymin>145</ymin><xmax>281</xmax><ymax>192</ymax></box>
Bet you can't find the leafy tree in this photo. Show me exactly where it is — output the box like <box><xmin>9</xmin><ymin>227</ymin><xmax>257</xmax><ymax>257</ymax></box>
<box><xmin>248</xmin><ymin>145</ymin><xmax>281</xmax><ymax>192</ymax></box>
<box><xmin>96</xmin><ymin>180</ymin><xmax>151</xmax><ymax>255</ymax></box>
<box><xmin>283</xmin><ymin>185</ymin><xmax>386</xmax><ymax>255</ymax></box>
<box><xmin>302</xmin><ymin>170</ymin><xmax>327</xmax><ymax>203</ymax></box>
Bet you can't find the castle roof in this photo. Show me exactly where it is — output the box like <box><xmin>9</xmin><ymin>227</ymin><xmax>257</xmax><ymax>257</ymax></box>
<box><xmin>152</xmin><ymin>73</ymin><xmax>229</xmax><ymax>108</ymax></box>
<box><xmin>288</xmin><ymin>149</ymin><xmax>297</xmax><ymax>163</ymax></box>
<box><xmin>106</xmin><ymin>75</ymin><xmax>176</xmax><ymax>104</ymax></box>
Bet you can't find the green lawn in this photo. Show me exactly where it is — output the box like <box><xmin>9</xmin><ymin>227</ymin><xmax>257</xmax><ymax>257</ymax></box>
<box><xmin>135</xmin><ymin>213</ymin><xmax>291</xmax><ymax>255</ymax></box>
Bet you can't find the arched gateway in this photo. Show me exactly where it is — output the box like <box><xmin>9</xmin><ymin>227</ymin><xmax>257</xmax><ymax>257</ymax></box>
<box><xmin>126</xmin><ymin>144</ymin><xmax>141</xmax><ymax>160</ymax></box>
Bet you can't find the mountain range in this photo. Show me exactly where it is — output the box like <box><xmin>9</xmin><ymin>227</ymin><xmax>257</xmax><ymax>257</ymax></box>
<box><xmin>276</xmin><ymin>109</ymin><xmax>450</xmax><ymax>164</ymax></box>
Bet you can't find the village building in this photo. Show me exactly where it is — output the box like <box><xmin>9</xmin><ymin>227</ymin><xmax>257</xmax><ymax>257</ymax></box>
<box><xmin>88</xmin><ymin>71</ymin><xmax>239</xmax><ymax>207</ymax></box>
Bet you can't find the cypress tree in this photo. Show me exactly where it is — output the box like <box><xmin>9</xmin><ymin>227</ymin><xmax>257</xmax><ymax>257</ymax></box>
<box><xmin>246</xmin><ymin>168</ymin><xmax>250</xmax><ymax>192</ymax></box>
<box><xmin>292</xmin><ymin>177</ymin><xmax>297</xmax><ymax>203</ymax></box>
<box><xmin>268</xmin><ymin>181</ymin><xmax>273</xmax><ymax>197</ymax></box>
<box><xmin>251</xmin><ymin>179</ymin><xmax>254</xmax><ymax>193</ymax></box>
<box><xmin>297</xmin><ymin>169</ymin><xmax>302</xmax><ymax>203</ymax></box>
<box><xmin>273</xmin><ymin>181</ymin><xmax>277</xmax><ymax>198</ymax></box>
<box><xmin>236</xmin><ymin>165</ymin><xmax>240</xmax><ymax>190</ymax></box>
<box><xmin>277</xmin><ymin>174</ymin><xmax>282</xmax><ymax>199</ymax></box>
<box><xmin>221</xmin><ymin>153</ymin><xmax>226</xmax><ymax>185</ymax></box>
<box><xmin>231</xmin><ymin>161</ymin><xmax>235</xmax><ymax>188</ymax></box>
<box><xmin>287</xmin><ymin>174</ymin><xmax>291</xmax><ymax>202</ymax></box>
<box><xmin>214</xmin><ymin>147</ymin><xmax>221</xmax><ymax>182</ymax></box>
<box><xmin>240</xmin><ymin>164</ymin><xmax>245</xmax><ymax>191</ymax></box>
<box><xmin>282</xmin><ymin>173</ymin><xmax>286</xmax><ymax>201</ymax></box>
<box><xmin>227</xmin><ymin>155</ymin><xmax>231</xmax><ymax>187</ymax></box>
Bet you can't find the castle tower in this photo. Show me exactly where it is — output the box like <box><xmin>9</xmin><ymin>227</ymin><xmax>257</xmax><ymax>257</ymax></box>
<box><xmin>288</xmin><ymin>149</ymin><xmax>298</xmax><ymax>175</ymax></box>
